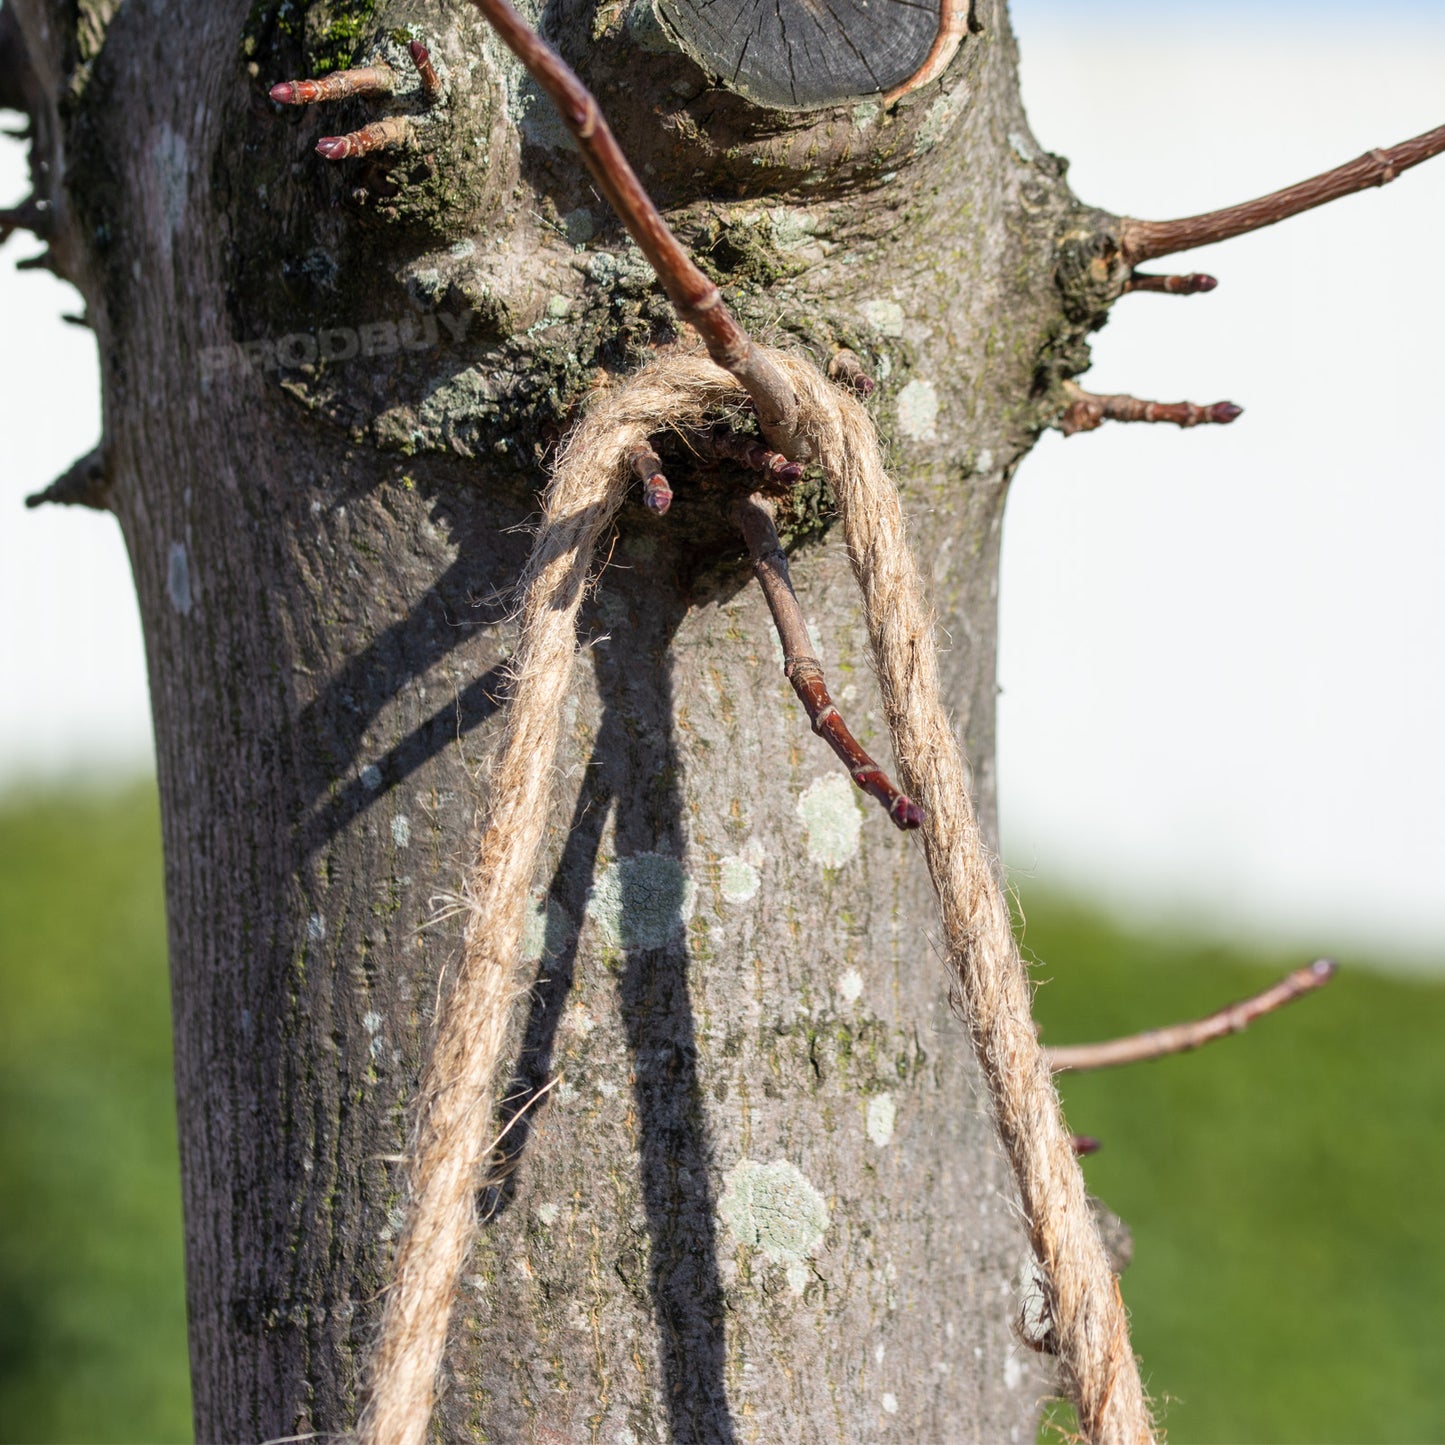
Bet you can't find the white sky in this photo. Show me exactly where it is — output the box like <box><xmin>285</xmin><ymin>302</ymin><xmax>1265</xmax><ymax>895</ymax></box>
<box><xmin>1000</xmin><ymin>7</ymin><xmax>1445</xmax><ymax>960</ymax></box>
<box><xmin>0</xmin><ymin>6</ymin><xmax>1441</xmax><ymax>959</ymax></box>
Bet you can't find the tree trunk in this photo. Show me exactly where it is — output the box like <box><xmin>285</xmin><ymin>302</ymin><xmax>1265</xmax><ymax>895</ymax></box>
<box><xmin>7</xmin><ymin>0</ymin><xmax>1120</xmax><ymax>1438</ymax></box>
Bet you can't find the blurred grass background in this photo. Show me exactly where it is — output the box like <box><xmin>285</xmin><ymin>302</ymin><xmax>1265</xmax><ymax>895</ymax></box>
<box><xmin>1</xmin><ymin>785</ymin><xmax>1442</xmax><ymax>1443</ymax></box>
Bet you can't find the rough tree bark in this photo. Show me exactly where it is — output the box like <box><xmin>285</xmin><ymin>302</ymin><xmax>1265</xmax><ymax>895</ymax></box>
<box><xmin>2</xmin><ymin>0</ymin><xmax>1183</xmax><ymax>1439</ymax></box>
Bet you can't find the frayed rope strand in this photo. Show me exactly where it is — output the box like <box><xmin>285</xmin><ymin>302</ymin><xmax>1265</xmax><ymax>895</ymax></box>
<box><xmin>357</xmin><ymin>348</ymin><xmax>1154</xmax><ymax>1445</ymax></box>
<box><xmin>356</xmin><ymin>359</ymin><xmax>737</xmax><ymax>1445</ymax></box>
<box><xmin>767</xmin><ymin>353</ymin><xmax>1155</xmax><ymax>1445</ymax></box>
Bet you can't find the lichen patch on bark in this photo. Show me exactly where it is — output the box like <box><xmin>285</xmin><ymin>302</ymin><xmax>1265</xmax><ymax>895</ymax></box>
<box><xmin>717</xmin><ymin>1158</ymin><xmax>829</xmax><ymax>1265</ymax></box>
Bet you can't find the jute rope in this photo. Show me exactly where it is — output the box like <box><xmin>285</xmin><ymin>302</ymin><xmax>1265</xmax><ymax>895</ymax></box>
<box><xmin>357</xmin><ymin>349</ymin><xmax>1154</xmax><ymax>1445</ymax></box>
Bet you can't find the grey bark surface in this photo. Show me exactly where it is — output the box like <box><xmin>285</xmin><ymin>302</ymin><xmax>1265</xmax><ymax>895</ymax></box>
<box><xmin>5</xmin><ymin>0</ymin><xmax>1129</xmax><ymax>1439</ymax></box>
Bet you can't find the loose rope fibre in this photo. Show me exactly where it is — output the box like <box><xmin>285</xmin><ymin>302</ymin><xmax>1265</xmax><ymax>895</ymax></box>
<box><xmin>358</xmin><ymin>349</ymin><xmax>1154</xmax><ymax>1445</ymax></box>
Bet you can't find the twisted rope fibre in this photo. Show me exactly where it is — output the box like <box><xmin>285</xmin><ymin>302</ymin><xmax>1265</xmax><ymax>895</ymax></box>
<box><xmin>357</xmin><ymin>349</ymin><xmax>1154</xmax><ymax>1445</ymax></box>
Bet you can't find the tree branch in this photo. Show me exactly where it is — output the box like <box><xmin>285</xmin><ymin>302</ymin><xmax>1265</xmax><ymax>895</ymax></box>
<box><xmin>827</xmin><ymin>348</ymin><xmax>877</xmax><ymax>397</ymax></box>
<box><xmin>1060</xmin><ymin>381</ymin><xmax>1241</xmax><ymax>436</ymax></box>
<box><xmin>735</xmin><ymin>494</ymin><xmax>923</xmax><ymax>832</ymax></box>
<box><xmin>1121</xmin><ymin>123</ymin><xmax>1445</xmax><ymax>263</ymax></box>
<box><xmin>24</xmin><ymin>446</ymin><xmax>111</xmax><ymax>511</ymax></box>
<box><xmin>1122</xmin><ymin>271</ymin><xmax>1217</xmax><ymax>296</ymax></box>
<box><xmin>1047</xmin><ymin>959</ymin><xmax>1336</xmax><ymax>1074</ymax></box>
<box><xmin>407</xmin><ymin>41</ymin><xmax>443</xmax><ymax>106</ymax></box>
<box><xmin>316</xmin><ymin>116</ymin><xmax>413</xmax><ymax>162</ymax></box>
<box><xmin>701</xmin><ymin>422</ymin><xmax>803</xmax><ymax>485</ymax></box>
<box><xmin>269</xmin><ymin>65</ymin><xmax>398</xmax><ymax>106</ymax></box>
<box><xmin>628</xmin><ymin>440</ymin><xmax>672</xmax><ymax>516</ymax></box>
<box><xmin>463</xmin><ymin>0</ymin><xmax>804</xmax><ymax>457</ymax></box>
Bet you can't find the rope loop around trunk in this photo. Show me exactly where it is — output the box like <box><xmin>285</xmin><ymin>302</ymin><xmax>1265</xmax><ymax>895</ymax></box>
<box><xmin>357</xmin><ymin>348</ymin><xmax>1155</xmax><ymax>1445</ymax></box>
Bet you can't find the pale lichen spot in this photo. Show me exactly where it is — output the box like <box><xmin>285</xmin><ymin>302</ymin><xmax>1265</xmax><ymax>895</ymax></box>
<box><xmin>867</xmin><ymin>1093</ymin><xmax>896</xmax><ymax>1147</ymax></box>
<box><xmin>881</xmin><ymin>1392</ymin><xmax>899</xmax><ymax>1415</ymax></box>
<box><xmin>915</xmin><ymin>82</ymin><xmax>971</xmax><ymax>154</ymax></box>
<box><xmin>391</xmin><ymin>815</ymin><xmax>412</xmax><ymax>848</ymax></box>
<box><xmin>1004</xmin><ymin>1351</ymin><xmax>1024</xmax><ymax>1391</ymax></box>
<box><xmin>588</xmin><ymin>853</ymin><xmax>696</xmax><ymax>949</ymax></box>
<box><xmin>875</xmin><ymin>1342</ymin><xmax>886</xmax><ymax>1365</ymax></box>
<box><xmin>360</xmin><ymin>765</ymin><xmax>383</xmax><ymax>792</ymax></box>
<box><xmin>719</xmin><ymin>855</ymin><xmax>761</xmax><ymax>905</ymax></box>
<box><xmin>786</xmin><ymin>1261</ymin><xmax>809</xmax><ymax>1296</ymax></box>
<box><xmin>860</xmin><ymin>298</ymin><xmax>904</xmax><ymax>338</ymax></box>
<box><xmin>896</xmin><ymin>379</ymin><xmax>940</xmax><ymax>443</ymax></box>
<box><xmin>562</xmin><ymin>1001</ymin><xmax>596</xmax><ymax>1037</ymax></box>
<box><xmin>546</xmin><ymin>293</ymin><xmax>572</xmax><ymax>319</ymax></box>
<box><xmin>151</xmin><ymin>123</ymin><xmax>189</xmax><ymax>258</ymax></box>
<box><xmin>718</xmin><ymin>1158</ymin><xmax>829</xmax><ymax>1265</ymax></box>
<box><xmin>306</xmin><ymin>913</ymin><xmax>326</xmax><ymax>942</ymax></box>
<box><xmin>837</xmin><ymin>968</ymin><xmax>864</xmax><ymax>1004</ymax></box>
<box><xmin>536</xmin><ymin>1202</ymin><xmax>559</xmax><ymax>1227</ymax></box>
<box><xmin>362</xmin><ymin>1011</ymin><xmax>383</xmax><ymax>1035</ymax></box>
<box><xmin>167</xmin><ymin>542</ymin><xmax>192</xmax><ymax>615</ymax></box>
<box><xmin>523</xmin><ymin>891</ymin><xmax>576</xmax><ymax>962</ymax></box>
<box><xmin>798</xmin><ymin>775</ymin><xmax>862</xmax><ymax>869</ymax></box>
<box><xmin>852</xmin><ymin>101</ymin><xmax>879</xmax><ymax>129</ymax></box>
<box><xmin>768</xmin><ymin>208</ymin><xmax>817</xmax><ymax>249</ymax></box>
<box><xmin>977</xmin><ymin>447</ymin><xmax>995</xmax><ymax>474</ymax></box>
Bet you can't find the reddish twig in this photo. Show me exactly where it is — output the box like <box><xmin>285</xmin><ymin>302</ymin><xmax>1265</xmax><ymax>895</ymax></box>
<box><xmin>316</xmin><ymin>115</ymin><xmax>413</xmax><ymax>161</ymax></box>
<box><xmin>1060</xmin><ymin>381</ymin><xmax>1241</xmax><ymax>436</ymax></box>
<box><xmin>735</xmin><ymin>494</ymin><xmax>923</xmax><ymax>832</ymax></box>
<box><xmin>1047</xmin><ymin>959</ymin><xmax>1337</xmax><ymax>1074</ymax></box>
<box><xmin>704</xmin><ymin>423</ymin><xmax>804</xmax><ymax>485</ymax></box>
<box><xmin>1121</xmin><ymin>122</ymin><xmax>1445</xmax><ymax>263</ymax></box>
<box><xmin>827</xmin><ymin>348</ymin><xmax>877</xmax><ymax>398</ymax></box>
<box><xmin>270</xmin><ymin>65</ymin><xmax>398</xmax><ymax>106</ymax></box>
<box><xmin>1123</xmin><ymin>271</ymin><xmax>1217</xmax><ymax>296</ymax></box>
<box><xmin>408</xmin><ymin>41</ymin><xmax>443</xmax><ymax>105</ymax></box>
<box><xmin>463</xmin><ymin>0</ymin><xmax>803</xmax><ymax>456</ymax></box>
<box><xmin>628</xmin><ymin>440</ymin><xmax>673</xmax><ymax>516</ymax></box>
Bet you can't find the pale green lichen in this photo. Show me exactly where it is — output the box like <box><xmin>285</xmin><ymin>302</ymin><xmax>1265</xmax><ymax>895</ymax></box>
<box><xmin>719</xmin><ymin>855</ymin><xmax>761</xmax><ymax>905</ymax></box>
<box><xmin>587</xmin><ymin>853</ymin><xmax>696</xmax><ymax>949</ymax></box>
<box><xmin>866</xmin><ymin>1093</ymin><xmax>896</xmax><ymax>1147</ymax></box>
<box><xmin>718</xmin><ymin>1158</ymin><xmax>829</xmax><ymax>1265</ymax></box>
<box><xmin>860</xmin><ymin>298</ymin><xmax>905</xmax><ymax>337</ymax></box>
<box><xmin>523</xmin><ymin>892</ymin><xmax>576</xmax><ymax>962</ymax></box>
<box><xmin>915</xmin><ymin>82</ymin><xmax>972</xmax><ymax>156</ymax></box>
<box><xmin>837</xmin><ymin>968</ymin><xmax>864</xmax><ymax>1004</ymax></box>
<box><xmin>797</xmin><ymin>775</ymin><xmax>862</xmax><ymax>869</ymax></box>
<box><xmin>896</xmin><ymin>378</ymin><xmax>940</xmax><ymax>442</ymax></box>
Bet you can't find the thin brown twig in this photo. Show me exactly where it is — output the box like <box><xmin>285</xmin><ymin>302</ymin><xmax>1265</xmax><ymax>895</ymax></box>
<box><xmin>628</xmin><ymin>439</ymin><xmax>673</xmax><ymax>516</ymax></box>
<box><xmin>270</xmin><ymin>65</ymin><xmax>398</xmax><ymax>106</ymax></box>
<box><xmin>0</xmin><ymin>197</ymin><xmax>47</xmax><ymax>245</ymax></box>
<box><xmin>1121</xmin><ymin>122</ymin><xmax>1445</xmax><ymax>263</ymax></box>
<box><xmin>1060</xmin><ymin>381</ymin><xmax>1241</xmax><ymax>436</ymax></box>
<box><xmin>316</xmin><ymin>115</ymin><xmax>413</xmax><ymax>161</ymax></box>
<box><xmin>463</xmin><ymin>0</ymin><xmax>803</xmax><ymax>456</ymax></box>
<box><xmin>408</xmin><ymin>41</ymin><xmax>443</xmax><ymax>105</ymax></box>
<box><xmin>735</xmin><ymin>493</ymin><xmax>923</xmax><ymax>832</ymax></box>
<box><xmin>827</xmin><ymin>348</ymin><xmax>877</xmax><ymax>397</ymax></box>
<box><xmin>1047</xmin><ymin>959</ymin><xmax>1337</xmax><ymax>1074</ymax></box>
<box><xmin>1123</xmin><ymin>271</ymin><xmax>1217</xmax><ymax>296</ymax></box>
<box><xmin>703</xmin><ymin>422</ymin><xmax>804</xmax><ymax>485</ymax></box>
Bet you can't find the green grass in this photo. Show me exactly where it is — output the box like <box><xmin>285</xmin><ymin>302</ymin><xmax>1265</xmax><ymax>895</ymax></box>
<box><xmin>1023</xmin><ymin>896</ymin><xmax>1445</xmax><ymax>1444</ymax></box>
<box><xmin>0</xmin><ymin>785</ymin><xmax>191</xmax><ymax>1444</ymax></box>
<box><xmin>1</xmin><ymin>785</ymin><xmax>1442</xmax><ymax>1442</ymax></box>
